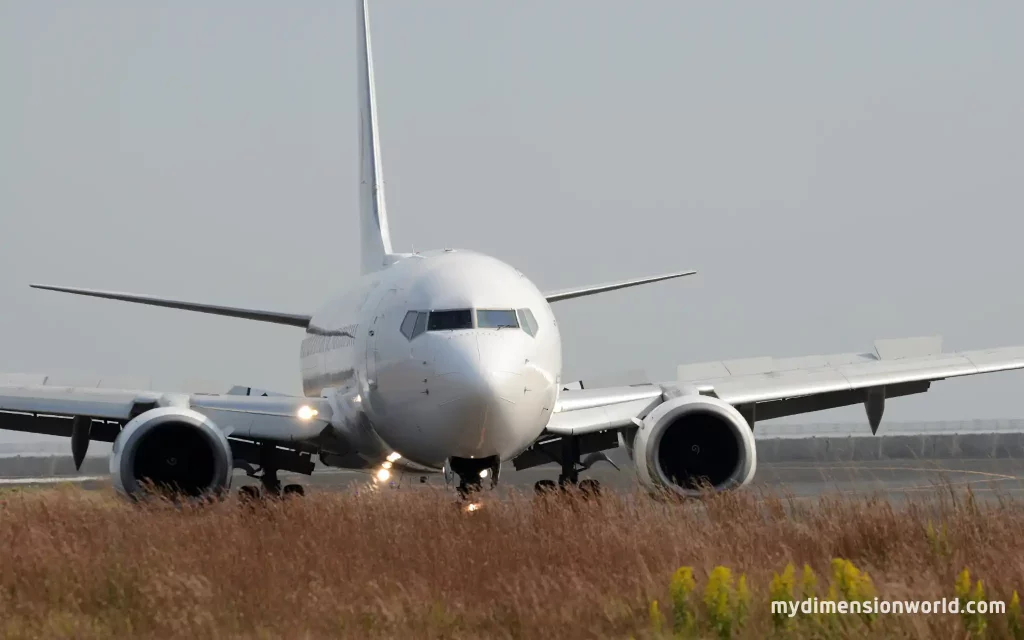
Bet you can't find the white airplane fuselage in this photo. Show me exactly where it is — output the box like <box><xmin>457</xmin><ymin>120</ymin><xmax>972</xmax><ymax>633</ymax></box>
<box><xmin>300</xmin><ymin>249</ymin><xmax>562</xmax><ymax>469</ymax></box>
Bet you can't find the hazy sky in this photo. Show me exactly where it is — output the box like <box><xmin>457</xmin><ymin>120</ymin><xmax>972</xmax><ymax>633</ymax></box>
<box><xmin>2</xmin><ymin>1</ymin><xmax>1024</xmax><ymax>447</ymax></box>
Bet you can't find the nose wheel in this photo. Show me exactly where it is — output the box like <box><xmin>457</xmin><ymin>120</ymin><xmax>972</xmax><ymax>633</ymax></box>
<box><xmin>457</xmin><ymin>479</ymin><xmax>482</xmax><ymax>500</ymax></box>
<box><xmin>447</xmin><ymin>456</ymin><xmax>500</xmax><ymax>500</ymax></box>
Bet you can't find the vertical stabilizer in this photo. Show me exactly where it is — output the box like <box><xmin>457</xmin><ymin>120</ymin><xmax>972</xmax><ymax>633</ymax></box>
<box><xmin>357</xmin><ymin>0</ymin><xmax>394</xmax><ymax>274</ymax></box>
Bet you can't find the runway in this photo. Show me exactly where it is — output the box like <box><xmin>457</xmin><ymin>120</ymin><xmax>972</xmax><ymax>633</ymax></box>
<box><xmin>751</xmin><ymin>459</ymin><xmax>1024</xmax><ymax>499</ymax></box>
<box><xmin>7</xmin><ymin>421</ymin><xmax>1024</xmax><ymax>501</ymax></box>
<box><xmin>6</xmin><ymin>456</ymin><xmax>1024</xmax><ymax>502</ymax></box>
<box><xmin>278</xmin><ymin>458</ymin><xmax>1024</xmax><ymax>501</ymax></box>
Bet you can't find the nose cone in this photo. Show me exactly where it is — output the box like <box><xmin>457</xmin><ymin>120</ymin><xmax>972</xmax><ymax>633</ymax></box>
<box><xmin>430</xmin><ymin>333</ymin><xmax>535</xmax><ymax>457</ymax></box>
<box><xmin>379</xmin><ymin>332</ymin><xmax>549</xmax><ymax>465</ymax></box>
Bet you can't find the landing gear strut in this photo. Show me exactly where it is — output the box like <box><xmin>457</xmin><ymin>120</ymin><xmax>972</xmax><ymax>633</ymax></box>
<box><xmin>261</xmin><ymin>465</ymin><xmax>282</xmax><ymax>495</ymax></box>
<box><xmin>558</xmin><ymin>435</ymin><xmax>581</xmax><ymax>486</ymax></box>
<box><xmin>448</xmin><ymin>456</ymin><xmax>500</xmax><ymax>499</ymax></box>
<box><xmin>533</xmin><ymin>435</ymin><xmax>608</xmax><ymax>497</ymax></box>
<box><xmin>238</xmin><ymin>444</ymin><xmax>305</xmax><ymax>501</ymax></box>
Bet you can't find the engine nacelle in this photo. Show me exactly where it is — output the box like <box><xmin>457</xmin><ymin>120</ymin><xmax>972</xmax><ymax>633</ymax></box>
<box><xmin>110</xmin><ymin>407</ymin><xmax>233</xmax><ymax>499</ymax></box>
<box><xmin>633</xmin><ymin>395</ymin><xmax>756</xmax><ymax>497</ymax></box>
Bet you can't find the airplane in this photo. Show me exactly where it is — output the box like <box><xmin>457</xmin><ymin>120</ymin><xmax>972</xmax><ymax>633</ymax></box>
<box><xmin>4</xmin><ymin>0</ymin><xmax>1024</xmax><ymax>503</ymax></box>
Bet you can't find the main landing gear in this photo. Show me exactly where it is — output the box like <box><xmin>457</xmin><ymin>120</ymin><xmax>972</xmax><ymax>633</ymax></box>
<box><xmin>533</xmin><ymin>435</ymin><xmax>615</xmax><ymax>498</ymax></box>
<box><xmin>237</xmin><ymin>444</ymin><xmax>306</xmax><ymax>502</ymax></box>
<box><xmin>237</xmin><ymin>473</ymin><xmax>306</xmax><ymax>501</ymax></box>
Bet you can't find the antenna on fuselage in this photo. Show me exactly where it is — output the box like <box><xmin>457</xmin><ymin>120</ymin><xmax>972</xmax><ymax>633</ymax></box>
<box><xmin>357</xmin><ymin>0</ymin><xmax>394</xmax><ymax>274</ymax></box>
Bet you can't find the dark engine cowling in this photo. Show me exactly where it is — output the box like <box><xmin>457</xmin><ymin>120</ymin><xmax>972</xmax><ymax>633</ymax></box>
<box><xmin>110</xmin><ymin>407</ymin><xmax>233</xmax><ymax>498</ymax></box>
<box><xmin>633</xmin><ymin>395</ymin><xmax>756</xmax><ymax>497</ymax></box>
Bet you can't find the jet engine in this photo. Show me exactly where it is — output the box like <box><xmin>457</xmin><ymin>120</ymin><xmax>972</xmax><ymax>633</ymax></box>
<box><xmin>110</xmin><ymin>407</ymin><xmax>233</xmax><ymax>499</ymax></box>
<box><xmin>633</xmin><ymin>395</ymin><xmax>756</xmax><ymax>497</ymax></box>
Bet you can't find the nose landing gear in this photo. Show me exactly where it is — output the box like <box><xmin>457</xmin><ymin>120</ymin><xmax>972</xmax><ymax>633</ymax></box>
<box><xmin>447</xmin><ymin>456</ymin><xmax>500</xmax><ymax>500</ymax></box>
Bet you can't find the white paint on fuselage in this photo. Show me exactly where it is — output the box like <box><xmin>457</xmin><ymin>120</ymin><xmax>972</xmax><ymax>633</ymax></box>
<box><xmin>300</xmin><ymin>250</ymin><xmax>561</xmax><ymax>469</ymax></box>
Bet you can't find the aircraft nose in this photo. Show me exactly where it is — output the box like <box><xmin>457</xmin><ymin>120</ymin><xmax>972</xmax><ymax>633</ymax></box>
<box><xmin>427</xmin><ymin>333</ymin><xmax>532</xmax><ymax>458</ymax></box>
<box><xmin>430</xmin><ymin>333</ymin><xmax>518</xmax><ymax>412</ymax></box>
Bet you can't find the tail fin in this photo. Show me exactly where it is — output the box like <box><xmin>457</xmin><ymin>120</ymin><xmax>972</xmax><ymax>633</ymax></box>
<box><xmin>357</xmin><ymin>0</ymin><xmax>394</xmax><ymax>274</ymax></box>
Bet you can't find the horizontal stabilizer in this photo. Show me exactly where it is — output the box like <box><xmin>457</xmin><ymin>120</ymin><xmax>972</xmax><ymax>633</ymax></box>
<box><xmin>30</xmin><ymin>284</ymin><xmax>311</xmax><ymax>328</ymax></box>
<box><xmin>543</xmin><ymin>270</ymin><xmax>696</xmax><ymax>303</ymax></box>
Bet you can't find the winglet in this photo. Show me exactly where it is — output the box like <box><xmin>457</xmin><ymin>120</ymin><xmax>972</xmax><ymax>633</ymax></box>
<box><xmin>543</xmin><ymin>270</ymin><xmax>696</xmax><ymax>303</ymax></box>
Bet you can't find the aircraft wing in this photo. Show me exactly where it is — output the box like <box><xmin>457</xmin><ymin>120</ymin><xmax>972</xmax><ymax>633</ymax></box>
<box><xmin>543</xmin><ymin>270</ymin><xmax>696</xmax><ymax>303</ymax></box>
<box><xmin>0</xmin><ymin>374</ymin><xmax>333</xmax><ymax>447</ymax></box>
<box><xmin>29</xmin><ymin>284</ymin><xmax>312</xmax><ymax>328</ymax></box>
<box><xmin>543</xmin><ymin>336</ymin><xmax>1024</xmax><ymax>437</ymax></box>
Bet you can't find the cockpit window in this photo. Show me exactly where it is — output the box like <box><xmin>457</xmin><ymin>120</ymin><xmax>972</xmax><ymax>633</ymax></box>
<box><xmin>428</xmin><ymin>309</ymin><xmax>473</xmax><ymax>331</ymax></box>
<box><xmin>517</xmin><ymin>308</ymin><xmax>539</xmax><ymax>337</ymax></box>
<box><xmin>404</xmin><ymin>308</ymin><xmax>536</xmax><ymax>336</ymax></box>
<box><xmin>401</xmin><ymin>310</ymin><xmax>430</xmax><ymax>340</ymax></box>
<box><xmin>412</xmin><ymin>311</ymin><xmax>428</xmax><ymax>338</ymax></box>
<box><xmin>400</xmin><ymin>311</ymin><xmax>418</xmax><ymax>340</ymax></box>
<box><xmin>476</xmin><ymin>309</ymin><xmax>519</xmax><ymax>329</ymax></box>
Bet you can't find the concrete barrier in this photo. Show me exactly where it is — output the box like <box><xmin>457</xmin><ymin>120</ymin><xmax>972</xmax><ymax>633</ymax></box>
<box><xmin>758</xmin><ymin>432</ymin><xmax>1024</xmax><ymax>463</ymax></box>
<box><xmin>0</xmin><ymin>456</ymin><xmax>107</xmax><ymax>478</ymax></box>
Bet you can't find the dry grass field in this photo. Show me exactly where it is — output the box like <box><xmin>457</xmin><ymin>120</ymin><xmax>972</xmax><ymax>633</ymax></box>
<box><xmin>0</xmin><ymin>482</ymin><xmax>1022</xmax><ymax>639</ymax></box>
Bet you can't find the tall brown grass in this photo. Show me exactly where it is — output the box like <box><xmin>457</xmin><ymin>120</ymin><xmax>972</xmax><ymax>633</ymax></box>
<box><xmin>0</xmin><ymin>482</ymin><xmax>1022</xmax><ymax>639</ymax></box>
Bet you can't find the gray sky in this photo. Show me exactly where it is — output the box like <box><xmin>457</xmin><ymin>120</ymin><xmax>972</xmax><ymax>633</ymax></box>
<box><xmin>2</xmin><ymin>0</ymin><xmax>1024</xmax><ymax>447</ymax></box>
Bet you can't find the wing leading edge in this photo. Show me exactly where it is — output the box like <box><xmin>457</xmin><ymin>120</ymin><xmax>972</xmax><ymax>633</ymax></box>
<box><xmin>543</xmin><ymin>270</ymin><xmax>696</xmax><ymax>303</ymax></box>
<box><xmin>30</xmin><ymin>284</ymin><xmax>311</xmax><ymax>328</ymax></box>
<box><xmin>543</xmin><ymin>336</ymin><xmax>1024</xmax><ymax>438</ymax></box>
<box><xmin>0</xmin><ymin>379</ymin><xmax>333</xmax><ymax>444</ymax></box>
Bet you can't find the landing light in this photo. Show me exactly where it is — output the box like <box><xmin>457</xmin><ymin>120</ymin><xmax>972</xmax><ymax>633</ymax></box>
<box><xmin>376</xmin><ymin>468</ymin><xmax>391</xmax><ymax>482</ymax></box>
<box><xmin>465</xmin><ymin>502</ymin><xmax>482</xmax><ymax>512</ymax></box>
<box><xmin>382</xmin><ymin>461</ymin><xmax>392</xmax><ymax>470</ymax></box>
<box><xmin>479</xmin><ymin>469</ymin><xmax>489</xmax><ymax>479</ymax></box>
<box><xmin>297</xmin><ymin>405</ymin><xmax>319</xmax><ymax>421</ymax></box>
<box><xmin>386</xmin><ymin>452</ymin><xmax>402</xmax><ymax>462</ymax></box>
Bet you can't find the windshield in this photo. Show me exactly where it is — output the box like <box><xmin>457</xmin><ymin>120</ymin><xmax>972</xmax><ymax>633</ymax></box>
<box><xmin>427</xmin><ymin>309</ymin><xmax>473</xmax><ymax>331</ymax></box>
<box><xmin>400</xmin><ymin>307</ymin><xmax>537</xmax><ymax>339</ymax></box>
<box><xmin>476</xmin><ymin>309</ymin><xmax>519</xmax><ymax>329</ymax></box>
